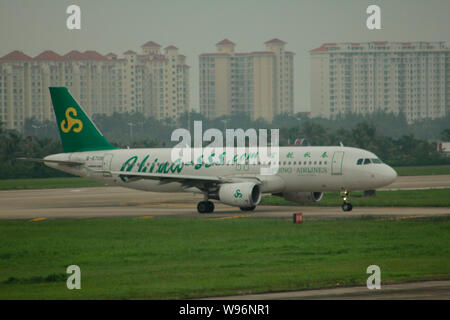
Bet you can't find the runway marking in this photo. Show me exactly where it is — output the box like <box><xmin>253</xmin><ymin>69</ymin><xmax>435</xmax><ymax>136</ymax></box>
<box><xmin>210</xmin><ymin>215</ymin><xmax>250</xmax><ymax>220</ymax></box>
<box><xmin>393</xmin><ymin>215</ymin><xmax>428</xmax><ymax>220</ymax></box>
<box><xmin>29</xmin><ymin>217</ymin><xmax>47</xmax><ymax>222</ymax></box>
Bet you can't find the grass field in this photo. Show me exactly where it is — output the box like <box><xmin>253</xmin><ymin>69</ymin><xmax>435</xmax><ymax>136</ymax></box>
<box><xmin>261</xmin><ymin>188</ymin><xmax>450</xmax><ymax>207</ymax></box>
<box><xmin>0</xmin><ymin>216</ymin><xmax>449</xmax><ymax>299</ymax></box>
<box><xmin>0</xmin><ymin>177</ymin><xmax>104</xmax><ymax>190</ymax></box>
<box><xmin>393</xmin><ymin>165</ymin><xmax>450</xmax><ymax>176</ymax></box>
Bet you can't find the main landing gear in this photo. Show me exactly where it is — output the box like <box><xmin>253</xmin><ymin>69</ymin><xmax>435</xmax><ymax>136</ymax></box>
<box><xmin>197</xmin><ymin>202</ymin><xmax>256</xmax><ymax>214</ymax></box>
<box><xmin>197</xmin><ymin>200</ymin><xmax>215</xmax><ymax>214</ymax></box>
<box><xmin>341</xmin><ymin>190</ymin><xmax>353</xmax><ymax>212</ymax></box>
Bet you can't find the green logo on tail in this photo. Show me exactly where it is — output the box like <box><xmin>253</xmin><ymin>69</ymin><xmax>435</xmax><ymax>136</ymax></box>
<box><xmin>60</xmin><ymin>107</ymin><xmax>83</xmax><ymax>133</ymax></box>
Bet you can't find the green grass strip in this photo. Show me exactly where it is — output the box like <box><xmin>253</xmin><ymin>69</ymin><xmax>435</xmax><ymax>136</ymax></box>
<box><xmin>261</xmin><ymin>188</ymin><xmax>450</xmax><ymax>207</ymax></box>
<box><xmin>0</xmin><ymin>177</ymin><xmax>105</xmax><ymax>190</ymax></box>
<box><xmin>0</xmin><ymin>216</ymin><xmax>449</xmax><ymax>299</ymax></box>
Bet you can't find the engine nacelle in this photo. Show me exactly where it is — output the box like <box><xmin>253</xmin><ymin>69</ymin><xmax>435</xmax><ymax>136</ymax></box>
<box><xmin>218</xmin><ymin>182</ymin><xmax>261</xmax><ymax>208</ymax></box>
<box><xmin>282</xmin><ymin>191</ymin><xmax>323</xmax><ymax>203</ymax></box>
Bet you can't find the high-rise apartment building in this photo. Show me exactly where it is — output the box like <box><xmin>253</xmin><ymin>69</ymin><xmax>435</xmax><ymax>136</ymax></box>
<box><xmin>0</xmin><ymin>41</ymin><xmax>189</xmax><ymax>130</ymax></box>
<box><xmin>310</xmin><ymin>41</ymin><xmax>450</xmax><ymax>123</ymax></box>
<box><xmin>199</xmin><ymin>39</ymin><xmax>294</xmax><ymax>122</ymax></box>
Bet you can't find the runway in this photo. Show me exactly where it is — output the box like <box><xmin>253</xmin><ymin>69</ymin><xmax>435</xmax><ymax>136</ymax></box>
<box><xmin>0</xmin><ymin>174</ymin><xmax>449</xmax><ymax>220</ymax></box>
<box><xmin>204</xmin><ymin>280</ymin><xmax>450</xmax><ymax>300</ymax></box>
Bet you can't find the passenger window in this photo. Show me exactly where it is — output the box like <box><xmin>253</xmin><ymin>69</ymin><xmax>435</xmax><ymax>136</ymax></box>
<box><xmin>357</xmin><ymin>158</ymin><xmax>363</xmax><ymax>165</ymax></box>
<box><xmin>364</xmin><ymin>158</ymin><xmax>371</xmax><ymax>165</ymax></box>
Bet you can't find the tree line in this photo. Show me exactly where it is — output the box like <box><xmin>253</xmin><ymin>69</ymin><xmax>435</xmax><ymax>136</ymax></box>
<box><xmin>1</xmin><ymin>112</ymin><xmax>449</xmax><ymax>179</ymax></box>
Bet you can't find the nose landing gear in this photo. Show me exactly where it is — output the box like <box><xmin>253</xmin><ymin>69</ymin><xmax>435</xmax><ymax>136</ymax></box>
<box><xmin>341</xmin><ymin>190</ymin><xmax>353</xmax><ymax>212</ymax></box>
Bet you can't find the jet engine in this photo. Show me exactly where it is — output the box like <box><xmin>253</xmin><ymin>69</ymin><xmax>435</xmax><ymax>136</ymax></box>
<box><xmin>281</xmin><ymin>191</ymin><xmax>323</xmax><ymax>203</ymax></box>
<box><xmin>218</xmin><ymin>182</ymin><xmax>261</xmax><ymax>208</ymax></box>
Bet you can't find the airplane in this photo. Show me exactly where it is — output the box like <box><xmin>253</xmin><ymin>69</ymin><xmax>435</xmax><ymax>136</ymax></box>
<box><xmin>21</xmin><ymin>87</ymin><xmax>397</xmax><ymax>214</ymax></box>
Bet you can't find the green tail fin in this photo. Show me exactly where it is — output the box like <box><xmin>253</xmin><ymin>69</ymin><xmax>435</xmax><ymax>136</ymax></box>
<box><xmin>49</xmin><ymin>87</ymin><xmax>117</xmax><ymax>153</ymax></box>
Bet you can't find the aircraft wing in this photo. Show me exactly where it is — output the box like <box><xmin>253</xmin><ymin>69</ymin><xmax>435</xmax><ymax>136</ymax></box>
<box><xmin>111</xmin><ymin>171</ymin><xmax>222</xmax><ymax>182</ymax></box>
<box><xmin>109</xmin><ymin>170</ymin><xmax>260</xmax><ymax>190</ymax></box>
<box><xmin>17</xmin><ymin>157</ymin><xmax>85</xmax><ymax>166</ymax></box>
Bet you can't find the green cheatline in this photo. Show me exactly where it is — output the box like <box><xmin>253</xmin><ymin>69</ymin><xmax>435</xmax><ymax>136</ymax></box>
<box><xmin>0</xmin><ymin>216</ymin><xmax>448</xmax><ymax>299</ymax></box>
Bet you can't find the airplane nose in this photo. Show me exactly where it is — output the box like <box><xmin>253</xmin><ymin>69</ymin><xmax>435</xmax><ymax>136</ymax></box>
<box><xmin>383</xmin><ymin>165</ymin><xmax>397</xmax><ymax>185</ymax></box>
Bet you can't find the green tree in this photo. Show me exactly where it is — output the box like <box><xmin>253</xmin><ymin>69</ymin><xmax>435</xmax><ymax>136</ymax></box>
<box><xmin>441</xmin><ymin>129</ymin><xmax>450</xmax><ymax>141</ymax></box>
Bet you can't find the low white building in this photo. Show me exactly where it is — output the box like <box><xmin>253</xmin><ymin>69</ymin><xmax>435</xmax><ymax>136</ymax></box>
<box><xmin>437</xmin><ymin>142</ymin><xmax>450</xmax><ymax>155</ymax></box>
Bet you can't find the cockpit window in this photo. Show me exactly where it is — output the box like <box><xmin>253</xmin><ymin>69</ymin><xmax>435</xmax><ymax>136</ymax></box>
<box><xmin>358</xmin><ymin>158</ymin><xmax>383</xmax><ymax>165</ymax></box>
<box><xmin>371</xmin><ymin>158</ymin><xmax>382</xmax><ymax>164</ymax></box>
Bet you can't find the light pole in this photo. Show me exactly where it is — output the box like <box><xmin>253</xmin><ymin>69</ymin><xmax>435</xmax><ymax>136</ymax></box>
<box><xmin>127</xmin><ymin>122</ymin><xmax>135</xmax><ymax>141</ymax></box>
<box><xmin>188</xmin><ymin>110</ymin><xmax>191</xmax><ymax>133</ymax></box>
<box><xmin>32</xmin><ymin>125</ymin><xmax>38</xmax><ymax>136</ymax></box>
<box><xmin>221</xmin><ymin>119</ymin><xmax>228</xmax><ymax>132</ymax></box>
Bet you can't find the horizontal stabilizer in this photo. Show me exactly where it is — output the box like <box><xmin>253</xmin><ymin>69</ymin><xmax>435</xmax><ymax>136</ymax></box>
<box><xmin>17</xmin><ymin>157</ymin><xmax>84</xmax><ymax>166</ymax></box>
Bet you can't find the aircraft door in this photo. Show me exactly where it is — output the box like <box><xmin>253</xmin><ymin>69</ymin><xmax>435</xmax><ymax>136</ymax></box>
<box><xmin>331</xmin><ymin>151</ymin><xmax>344</xmax><ymax>175</ymax></box>
<box><xmin>102</xmin><ymin>153</ymin><xmax>113</xmax><ymax>176</ymax></box>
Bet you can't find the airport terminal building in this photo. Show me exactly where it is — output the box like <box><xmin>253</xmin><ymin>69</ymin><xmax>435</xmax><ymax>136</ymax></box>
<box><xmin>310</xmin><ymin>41</ymin><xmax>450</xmax><ymax>123</ymax></box>
<box><xmin>0</xmin><ymin>41</ymin><xmax>190</xmax><ymax>131</ymax></box>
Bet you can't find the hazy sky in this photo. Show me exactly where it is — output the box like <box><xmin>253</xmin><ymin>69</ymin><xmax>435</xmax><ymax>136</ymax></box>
<box><xmin>1</xmin><ymin>0</ymin><xmax>449</xmax><ymax>112</ymax></box>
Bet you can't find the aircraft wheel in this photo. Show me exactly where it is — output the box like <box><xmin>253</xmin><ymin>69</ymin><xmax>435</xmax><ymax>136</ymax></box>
<box><xmin>198</xmin><ymin>201</ymin><xmax>214</xmax><ymax>214</ymax></box>
<box><xmin>197</xmin><ymin>201</ymin><xmax>208</xmax><ymax>214</ymax></box>
<box><xmin>342</xmin><ymin>203</ymin><xmax>353</xmax><ymax>212</ymax></box>
<box><xmin>206</xmin><ymin>201</ymin><xmax>215</xmax><ymax>213</ymax></box>
<box><xmin>240</xmin><ymin>206</ymin><xmax>256</xmax><ymax>212</ymax></box>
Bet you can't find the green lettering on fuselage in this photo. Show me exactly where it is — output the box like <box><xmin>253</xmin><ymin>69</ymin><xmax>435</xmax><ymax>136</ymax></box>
<box><xmin>118</xmin><ymin>151</ymin><xmax>277</xmax><ymax>180</ymax></box>
<box><xmin>120</xmin><ymin>155</ymin><xmax>138</xmax><ymax>182</ymax></box>
<box><xmin>295</xmin><ymin>167</ymin><xmax>328</xmax><ymax>175</ymax></box>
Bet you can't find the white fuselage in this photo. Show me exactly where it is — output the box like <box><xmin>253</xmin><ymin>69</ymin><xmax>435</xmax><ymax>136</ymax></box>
<box><xmin>44</xmin><ymin>146</ymin><xmax>397</xmax><ymax>195</ymax></box>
